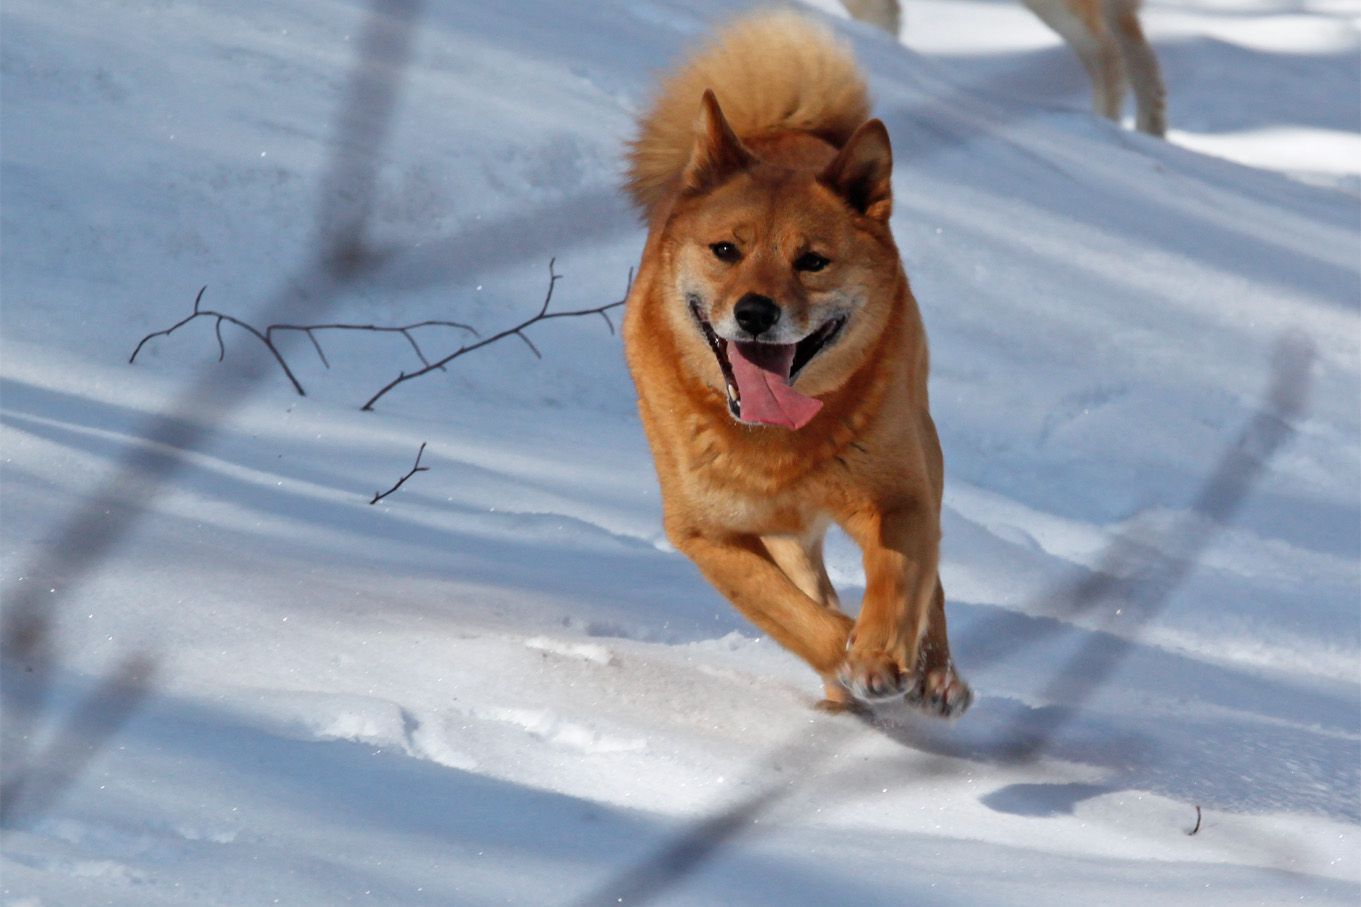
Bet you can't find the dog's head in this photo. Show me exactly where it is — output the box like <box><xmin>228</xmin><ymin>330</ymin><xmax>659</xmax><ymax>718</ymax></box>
<box><xmin>657</xmin><ymin>91</ymin><xmax>903</xmax><ymax>430</ymax></box>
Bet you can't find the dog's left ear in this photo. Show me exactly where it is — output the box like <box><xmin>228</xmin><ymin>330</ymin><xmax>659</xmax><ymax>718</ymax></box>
<box><xmin>681</xmin><ymin>90</ymin><xmax>755</xmax><ymax>196</ymax></box>
<box><xmin>820</xmin><ymin>119</ymin><xmax>893</xmax><ymax>222</ymax></box>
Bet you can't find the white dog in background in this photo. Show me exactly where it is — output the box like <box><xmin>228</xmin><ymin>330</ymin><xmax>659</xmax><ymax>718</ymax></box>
<box><xmin>841</xmin><ymin>0</ymin><xmax>1167</xmax><ymax>136</ymax></box>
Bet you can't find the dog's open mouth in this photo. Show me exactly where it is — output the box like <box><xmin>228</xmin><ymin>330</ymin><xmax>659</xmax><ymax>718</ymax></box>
<box><xmin>689</xmin><ymin>299</ymin><xmax>846</xmax><ymax>430</ymax></box>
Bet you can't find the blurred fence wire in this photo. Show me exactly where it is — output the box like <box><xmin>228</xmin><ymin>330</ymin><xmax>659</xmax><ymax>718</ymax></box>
<box><xmin>0</xmin><ymin>0</ymin><xmax>427</xmax><ymax>830</ymax></box>
<box><xmin>573</xmin><ymin>332</ymin><xmax>1314</xmax><ymax>906</ymax></box>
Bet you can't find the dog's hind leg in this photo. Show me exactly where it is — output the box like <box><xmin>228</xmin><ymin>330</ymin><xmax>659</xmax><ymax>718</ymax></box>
<box><xmin>762</xmin><ymin>526</ymin><xmax>840</xmax><ymax>611</ymax></box>
<box><xmin>1105</xmin><ymin>0</ymin><xmax>1167</xmax><ymax>135</ymax></box>
<box><xmin>762</xmin><ymin>527</ymin><xmax>862</xmax><ymax>712</ymax></box>
<box><xmin>1022</xmin><ymin>0</ymin><xmax>1126</xmax><ymax>122</ymax></box>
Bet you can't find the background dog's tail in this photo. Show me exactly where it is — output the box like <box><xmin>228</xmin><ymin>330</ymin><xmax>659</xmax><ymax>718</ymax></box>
<box><xmin>625</xmin><ymin>11</ymin><xmax>870</xmax><ymax>217</ymax></box>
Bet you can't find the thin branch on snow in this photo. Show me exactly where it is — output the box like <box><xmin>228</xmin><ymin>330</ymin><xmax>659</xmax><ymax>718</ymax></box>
<box><xmin>129</xmin><ymin>260</ymin><xmax>631</xmax><ymax>411</ymax></box>
<box><xmin>1188</xmin><ymin>805</ymin><xmax>1203</xmax><ymax>836</ymax></box>
<box><xmin>264</xmin><ymin>318</ymin><xmax>481</xmax><ymax>371</ymax></box>
<box><xmin>129</xmin><ymin>287</ymin><xmax>480</xmax><ymax>397</ymax></box>
<box><xmin>129</xmin><ymin>286</ymin><xmax>311</xmax><ymax>395</ymax></box>
<box><xmin>360</xmin><ymin>259</ymin><xmax>631</xmax><ymax>411</ymax></box>
<box><xmin>370</xmin><ymin>442</ymin><xmax>430</xmax><ymax>505</ymax></box>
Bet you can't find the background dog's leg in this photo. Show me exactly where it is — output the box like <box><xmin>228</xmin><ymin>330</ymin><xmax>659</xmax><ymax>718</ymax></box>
<box><xmin>1106</xmin><ymin>0</ymin><xmax>1167</xmax><ymax>135</ymax></box>
<box><xmin>840</xmin><ymin>0</ymin><xmax>903</xmax><ymax>37</ymax></box>
<box><xmin>1022</xmin><ymin>0</ymin><xmax>1127</xmax><ymax>122</ymax></box>
<box><xmin>838</xmin><ymin>502</ymin><xmax>939</xmax><ymax>703</ymax></box>
<box><xmin>671</xmin><ymin>528</ymin><xmax>853</xmax><ymax>679</ymax></box>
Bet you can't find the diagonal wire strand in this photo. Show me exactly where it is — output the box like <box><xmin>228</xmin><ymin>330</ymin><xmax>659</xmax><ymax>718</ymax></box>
<box><xmin>0</xmin><ymin>0</ymin><xmax>427</xmax><ymax>831</ymax></box>
<box><xmin>571</xmin><ymin>332</ymin><xmax>1315</xmax><ymax>906</ymax></box>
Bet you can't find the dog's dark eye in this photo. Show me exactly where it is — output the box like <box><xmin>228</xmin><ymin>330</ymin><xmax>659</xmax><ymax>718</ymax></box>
<box><xmin>710</xmin><ymin>241</ymin><xmax>741</xmax><ymax>263</ymax></box>
<box><xmin>794</xmin><ymin>252</ymin><xmax>829</xmax><ymax>272</ymax></box>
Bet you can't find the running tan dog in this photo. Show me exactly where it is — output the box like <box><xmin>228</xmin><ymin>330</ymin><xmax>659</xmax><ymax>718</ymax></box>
<box><xmin>622</xmin><ymin>12</ymin><xmax>971</xmax><ymax>715</ymax></box>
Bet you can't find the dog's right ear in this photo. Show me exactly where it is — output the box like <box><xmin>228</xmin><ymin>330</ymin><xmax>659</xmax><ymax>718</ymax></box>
<box><xmin>681</xmin><ymin>90</ymin><xmax>754</xmax><ymax>197</ymax></box>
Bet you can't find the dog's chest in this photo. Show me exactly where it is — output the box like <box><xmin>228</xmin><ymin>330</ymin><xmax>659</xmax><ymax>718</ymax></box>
<box><xmin>681</xmin><ymin>450</ymin><xmax>831</xmax><ymax>534</ymax></box>
<box><xmin>691</xmin><ymin>484</ymin><xmax>817</xmax><ymax>535</ymax></box>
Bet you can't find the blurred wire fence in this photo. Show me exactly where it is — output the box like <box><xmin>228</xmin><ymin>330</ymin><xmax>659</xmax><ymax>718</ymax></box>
<box><xmin>573</xmin><ymin>333</ymin><xmax>1313</xmax><ymax>906</ymax></box>
<box><xmin>1</xmin><ymin>0</ymin><xmax>427</xmax><ymax>829</ymax></box>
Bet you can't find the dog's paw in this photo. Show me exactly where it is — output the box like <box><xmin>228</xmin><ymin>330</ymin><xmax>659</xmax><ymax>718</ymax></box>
<box><xmin>813</xmin><ymin>697</ymin><xmax>871</xmax><ymax>717</ymax></box>
<box><xmin>837</xmin><ymin>650</ymin><xmax>906</xmax><ymax>703</ymax></box>
<box><xmin>904</xmin><ymin>666</ymin><xmax>973</xmax><ymax>719</ymax></box>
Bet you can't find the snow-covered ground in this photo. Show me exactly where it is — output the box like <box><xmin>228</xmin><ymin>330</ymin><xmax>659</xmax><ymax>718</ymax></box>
<box><xmin>1</xmin><ymin>0</ymin><xmax>1357</xmax><ymax>904</ymax></box>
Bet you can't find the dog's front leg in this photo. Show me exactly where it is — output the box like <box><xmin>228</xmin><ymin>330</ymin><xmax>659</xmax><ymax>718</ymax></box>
<box><xmin>670</xmin><ymin>526</ymin><xmax>853</xmax><ymax>676</ymax></box>
<box><xmin>838</xmin><ymin>501</ymin><xmax>939</xmax><ymax>702</ymax></box>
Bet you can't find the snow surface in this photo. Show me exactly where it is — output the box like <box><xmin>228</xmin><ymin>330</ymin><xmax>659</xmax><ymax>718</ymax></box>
<box><xmin>1</xmin><ymin>0</ymin><xmax>1358</xmax><ymax>904</ymax></box>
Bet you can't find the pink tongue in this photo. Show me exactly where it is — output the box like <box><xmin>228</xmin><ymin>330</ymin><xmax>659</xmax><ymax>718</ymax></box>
<box><xmin>728</xmin><ymin>342</ymin><xmax>823</xmax><ymax>429</ymax></box>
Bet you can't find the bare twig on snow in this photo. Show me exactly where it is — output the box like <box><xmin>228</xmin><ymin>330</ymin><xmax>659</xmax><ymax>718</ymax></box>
<box><xmin>370</xmin><ymin>442</ymin><xmax>430</xmax><ymax>505</ymax></box>
<box><xmin>130</xmin><ymin>287</ymin><xmax>480</xmax><ymax>397</ymax></box>
<box><xmin>360</xmin><ymin>259</ymin><xmax>631</xmax><ymax>410</ymax></box>
<box><xmin>130</xmin><ymin>259</ymin><xmax>632</xmax><ymax>411</ymax></box>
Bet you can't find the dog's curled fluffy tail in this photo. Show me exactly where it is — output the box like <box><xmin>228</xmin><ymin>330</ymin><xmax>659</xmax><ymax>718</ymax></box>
<box><xmin>625</xmin><ymin>11</ymin><xmax>870</xmax><ymax>216</ymax></box>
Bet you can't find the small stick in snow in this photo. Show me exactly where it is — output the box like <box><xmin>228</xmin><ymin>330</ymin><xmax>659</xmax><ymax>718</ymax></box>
<box><xmin>360</xmin><ymin>259</ymin><xmax>632</xmax><ymax>411</ymax></box>
<box><xmin>130</xmin><ymin>286</ymin><xmax>309</xmax><ymax>396</ymax></box>
<box><xmin>1188</xmin><ymin>804</ymin><xmax>1202</xmax><ymax>836</ymax></box>
<box><xmin>131</xmin><ymin>261</ymin><xmax>631</xmax><ymax>410</ymax></box>
<box><xmin>370</xmin><ymin>442</ymin><xmax>430</xmax><ymax>505</ymax></box>
<box><xmin>130</xmin><ymin>287</ymin><xmax>478</xmax><ymax>398</ymax></box>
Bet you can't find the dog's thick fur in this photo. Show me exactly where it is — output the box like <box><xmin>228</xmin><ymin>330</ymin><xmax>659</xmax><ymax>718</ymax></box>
<box><xmin>623</xmin><ymin>12</ymin><xmax>970</xmax><ymax>715</ymax></box>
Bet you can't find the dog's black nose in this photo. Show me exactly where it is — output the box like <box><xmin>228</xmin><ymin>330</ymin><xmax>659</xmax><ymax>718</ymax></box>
<box><xmin>734</xmin><ymin>293</ymin><xmax>781</xmax><ymax>336</ymax></box>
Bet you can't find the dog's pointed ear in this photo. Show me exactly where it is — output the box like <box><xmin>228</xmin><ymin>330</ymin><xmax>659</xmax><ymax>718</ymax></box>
<box><xmin>820</xmin><ymin>119</ymin><xmax>893</xmax><ymax>222</ymax></box>
<box><xmin>681</xmin><ymin>90</ymin><xmax>754</xmax><ymax>196</ymax></box>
